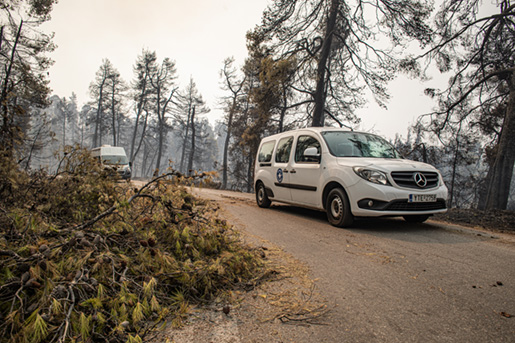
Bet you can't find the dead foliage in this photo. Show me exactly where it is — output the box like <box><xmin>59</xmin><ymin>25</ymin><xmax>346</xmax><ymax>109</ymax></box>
<box><xmin>0</xmin><ymin>147</ymin><xmax>263</xmax><ymax>343</ymax></box>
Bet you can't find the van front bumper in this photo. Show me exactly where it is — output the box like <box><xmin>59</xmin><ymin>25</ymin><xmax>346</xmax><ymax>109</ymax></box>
<box><xmin>347</xmin><ymin>181</ymin><xmax>448</xmax><ymax>217</ymax></box>
<box><xmin>118</xmin><ymin>169</ymin><xmax>131</xmax><ymax>180</ymax></box>
<box><xmin>357</xmin><ymin>197</ymin><xmax>446</xmax><ymax>212</ymax></box>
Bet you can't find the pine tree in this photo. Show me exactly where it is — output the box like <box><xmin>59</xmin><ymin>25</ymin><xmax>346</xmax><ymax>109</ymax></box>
<box><xmin>219</xmin><ymin>57</ymin><xmax>246</xmax><ymax>188</ymax></box>
<box><xmin>149</xmin><ymin>57</ymin><xmax>177</xmax><ymax>173</ymax></box>
<box><xmin>0</xmin><ymin>0</ymin><xmax>56</xmax><ymax>155</ymax></box>
<box><xmin>252</xmin><ymin>0</ymin><xmax>433</xmax><ymax>127</ymax></box>
<box><xmin>89</xmin><ymin>59</ymin><xmax>117</xmax><ymax>147</ymax></box>
<box><xmin>175</xmin><ymin>78</ymin><xmax>209</xmax><ymax>174</ymax></box>
<box><xmin>416</xmin><ymin>1</ymin><xmax>515</xmax><ymax>209</ymax></box>
<box><xmin>129</xmin><ymin>50</ymin><xmax>157</xmax><ymax>163</ymax></box>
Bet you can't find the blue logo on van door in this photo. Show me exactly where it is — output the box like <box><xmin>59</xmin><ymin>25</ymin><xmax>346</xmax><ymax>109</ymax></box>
<box><xmin>276</xmin><ymin>168</ymin><xmax>283</xmax><ymax>183</ymax></box>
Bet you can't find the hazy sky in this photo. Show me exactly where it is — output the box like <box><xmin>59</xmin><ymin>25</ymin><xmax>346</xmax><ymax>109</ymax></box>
<box><xmin>41</xmin><ymin>0</ymin><xmax>268</xmax><ymax>121</ymax></box>
<box><xmin>41</xmin><ymin>0</ymin><xmax>449</xmax><ymax>140</ymax></box>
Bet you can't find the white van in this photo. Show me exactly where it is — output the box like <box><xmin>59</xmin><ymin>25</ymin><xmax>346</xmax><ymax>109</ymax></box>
<box><xmin>91</xmin><ymin>145</ymin><xmax>132</xmax><ymax>180</ymax></box>
<box><xmin>254</xmin><ymin>128</ymin><xmax>448</xmax><ymax>227</ymax></box>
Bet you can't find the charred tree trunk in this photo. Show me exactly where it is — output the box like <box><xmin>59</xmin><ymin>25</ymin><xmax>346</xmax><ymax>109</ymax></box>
<box><xmin>278</xmin><ymin>87</ymin><xmax>288</xmax><ymax>133</ymax></box>
<box><xmin>155</xmin><ymin>116</ymin><xmax>164</xmax><ymax>172</ymax></box>
<box><xmin>179</xmin><ymin>106</ymin><xmax>192</xmax><ymax>173</ymax></box>
<box><xmin>154</xmin><ymin>88</ymin><xmax>175</xmax><ymax>173</ymax></box>
<box><xmin>92</xmin><ymin>80</ymin><xmax>106</xmax><ymax>148</ymax></box>
<box><xmin>130</xmin><ymin>95</ymin><xmax>147</xmax><ymax>162</ymax></box>
<box><xmin>187</xmin><ymin>106</ymin><xmax>196</xmax><ymax>176</ymax></box>
<box><xmin>155</xmin><ymin>86</ymin><xmax>163</xmax><ymax>172</ymax></box>
<box><xmin>246</xmin><ymin>152</ymin><xmax>254</xmax><ymax>193</ymax></box>
<box><xmin>130</xmin><ymin>108</ymin><xmax>141</xmax><ymax>161</ymax></box>
<box><xmin>1</xmin><ymin>20</ymin><xmax>22</xmax><ymax>152</ymax></box>
<box><xmin>110</xmin><ymin>82</ymin><xmax>117</xmax><ymax>146</ymax></box>
<box><xmin>484</xmin><ymin>74</ymin><xmax>515</xmax><ymax>210</ymax></box>
<box><xmin>133</xmin><ymin>109</ymin><xmax>149</xmax><ymax>164</ymax></box>
<box><xmin>222</xmin><ymin>103</ymin><xmax>235</xmax><ymax>189</ymax></box>
<box><xmin>62</xmin><ymin>109</ymin><xmax>66</xmax><ymax>147</ymax></box>
<box><xmin>449</xmin><ymin>138</ymin><xmax>460</xmax><ymax>208</ymax></box>
<box><xmin>311</xmin><ymin>0</ymin><xmax>339</xmax><ymax>127</ymax></box>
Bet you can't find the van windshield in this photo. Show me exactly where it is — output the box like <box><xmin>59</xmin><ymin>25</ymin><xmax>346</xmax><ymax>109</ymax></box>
<box><xmin>101</xmin><ymin>155</ymin><xmax>129</xmax><ymax>165</ymax></box>
<box><xmin>321</xmin><ymin>131</ymin><xmax>400</xmax><ymax>159</ymax></box>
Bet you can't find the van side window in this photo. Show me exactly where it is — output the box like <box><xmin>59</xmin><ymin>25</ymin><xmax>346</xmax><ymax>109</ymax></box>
<box><xmin>258</xmin><ymin>141</ymin><xmax>275</xmax><ymax>163</ymax></box>
<box><xmin>275</xmin><ymin>137</ymin><xmax>293</xmax><ymax>163</ymax></box>
<box><xmin>295</xmin><ymin>135</ymin><xmax>321</xmax><ymax>163</ymax></box>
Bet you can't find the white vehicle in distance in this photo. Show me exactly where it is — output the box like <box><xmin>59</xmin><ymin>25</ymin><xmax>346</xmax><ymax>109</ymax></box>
<box><xmin>254</xmin><ymin>128</ymin><xmax>448</xmax><ymax>227</ymax></box>
<box><xmin>91</xmin><ymin>145</ymin><xmax>132</xmax><ymax>180</ymax></box>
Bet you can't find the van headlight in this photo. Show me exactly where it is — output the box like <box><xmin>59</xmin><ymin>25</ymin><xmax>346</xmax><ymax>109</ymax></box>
<box><xmin>353</xmin><ymin>167</ymin><xmax>390</xmax><ymax>185</ymax></box>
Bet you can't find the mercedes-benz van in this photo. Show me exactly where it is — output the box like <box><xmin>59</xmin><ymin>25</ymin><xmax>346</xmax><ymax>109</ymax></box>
<box><xmin>254</xmin><ymin>128</ymin><xmax>447</xmax><ymax>227</ymax></box>
<box><xmin>91</xmin><ymin>145</ymin><xmax>132</xmax><ymax>180</ymax></box>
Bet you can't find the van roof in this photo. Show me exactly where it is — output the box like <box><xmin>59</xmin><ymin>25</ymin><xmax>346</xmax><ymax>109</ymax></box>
<box><xmin>91</xmin><ymin>146</ymin><xmax>127</xmax><ymax>155</ymax></box>
<box><xmin>260</xmin><ymin>127</ymin><xmax>361</xmax><ymax>141</ymax></box>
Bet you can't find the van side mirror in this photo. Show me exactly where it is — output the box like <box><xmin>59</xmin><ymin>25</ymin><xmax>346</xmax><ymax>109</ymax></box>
<box><xmin>304</xmin><ymin>147</ymin><xmax>319</xmax><ymax>156</ymax></box>
<box><xmin>129</xmin><ymin>161</ymin><xmax>132</xmax><ymax>168</ymax></box>
<box><xmin>303</xmin><ymin>147</ymin><xmax>321</xmax><ymax>162</ymax></box>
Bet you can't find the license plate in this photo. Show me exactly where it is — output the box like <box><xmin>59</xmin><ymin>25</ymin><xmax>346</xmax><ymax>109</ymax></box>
<box><xmin>409</xmin><ymin>194</ymin><xmax>437</xmax><ymax>203</ymax></box>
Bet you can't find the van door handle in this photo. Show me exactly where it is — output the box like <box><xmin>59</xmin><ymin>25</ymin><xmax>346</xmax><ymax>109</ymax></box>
<box><xmin>290</xmin><ymin>169</ymin><xmax>297</xmax><ymax>174</ymax></box>
<box><xmin>283</xmin><ymin>169</ymin><xmax>289</xmax><ymax>173</ymax></box>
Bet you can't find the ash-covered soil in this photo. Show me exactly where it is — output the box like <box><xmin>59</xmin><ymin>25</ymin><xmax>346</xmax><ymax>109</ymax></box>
<box><xmin>434</xmin><ymin>208</ymin><xmax>515</xmax><ymax>234</ymax></box>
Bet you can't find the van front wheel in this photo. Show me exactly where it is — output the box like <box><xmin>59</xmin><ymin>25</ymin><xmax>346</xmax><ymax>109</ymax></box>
<box><xmin>326</xmin><ymin>188</ymin><xmax>354</xmax><ymax>227</ymax></box>
<box><xmin>256</xmin><ymin>182</ymin><xmax>271</xmax><ymax>208</ymax></box>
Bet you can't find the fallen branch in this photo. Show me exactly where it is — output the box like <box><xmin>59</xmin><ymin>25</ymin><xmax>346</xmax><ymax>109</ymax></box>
<box><xmin>68</xmin><ymin>171</ymin><xmax>208</xmax><ymax>232</ymax></box>
<box><xmin>0</xmin><ymin>157</ymin><xmax>262</xmax><ymax>343</ymax></box>
<box><xmin>276</xmin><ymin>304</ymin><xmax>331</xmax><ymax>325</ymax></box>
<box><xmin>56</xmin><ymin>284</ymin><xmax>76</xmax><ymax>343</ymax></box>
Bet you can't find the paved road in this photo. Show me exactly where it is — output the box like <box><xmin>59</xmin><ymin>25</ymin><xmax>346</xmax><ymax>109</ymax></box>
<box><xmin>192</xmin><ymin>187</ymin><xmax>515</xmax><ymax>343</ymax></box>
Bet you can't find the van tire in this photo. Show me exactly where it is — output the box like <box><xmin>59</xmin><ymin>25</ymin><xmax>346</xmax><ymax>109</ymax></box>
<box><xmin>326</xmin><ymin>188</ymin><xmax>354</xmax><ymax>227</ymax></box>
<box><xmin>256</xmin><ymin>182</ymin><xmax>272</xmax><ymax>208</ymax></box>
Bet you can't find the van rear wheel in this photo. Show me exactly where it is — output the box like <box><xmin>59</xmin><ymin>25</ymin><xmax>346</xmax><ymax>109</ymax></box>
<box><xmin>326</xmin><ymin>188</ymin><xmax>353</xmax><ymax>227</ymax></box>
<box><xmin>256</xmin><ymin>182</ymin><xmax>271</xmax><ymax>208</ymax></box>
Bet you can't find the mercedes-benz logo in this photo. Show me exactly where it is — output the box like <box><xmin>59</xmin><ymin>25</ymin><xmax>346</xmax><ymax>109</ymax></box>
<box><xmin>413</xmin><ymin>172</ymin><xmax>427</xmax><ymax>188</ymax></box>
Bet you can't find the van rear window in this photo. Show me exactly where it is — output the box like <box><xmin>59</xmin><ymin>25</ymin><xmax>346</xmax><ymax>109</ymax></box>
<box><xmin>275</xmin><ymin>137</ymin><xmax>293</xmax><ymax>163</ymax></box>
<box><xmin>258</xmin><ymin>141</ymin><xmax>275</xmax><ymax>163</ymax></box>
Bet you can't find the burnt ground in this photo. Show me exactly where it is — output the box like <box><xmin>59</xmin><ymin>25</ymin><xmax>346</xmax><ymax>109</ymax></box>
<box><xmin>434</xmin><ymin>208</ymin><xmax>515</xmax><ymax>234</ymax></box>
